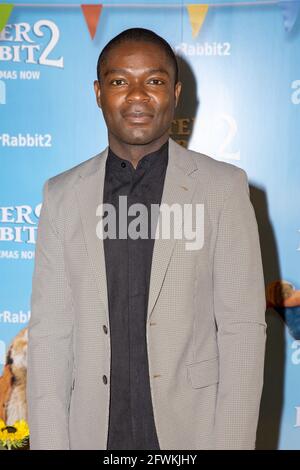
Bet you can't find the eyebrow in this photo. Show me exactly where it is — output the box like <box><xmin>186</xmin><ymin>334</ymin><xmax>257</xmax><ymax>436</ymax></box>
<box><xmin>103</xmin><ymin>67</ymin><xmax>170</xmax><ymax>78</ymax></box>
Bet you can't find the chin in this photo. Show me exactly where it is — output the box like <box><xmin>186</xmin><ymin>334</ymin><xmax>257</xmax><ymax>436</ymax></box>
<box><xmin>121</xmin><ymin>131</ymin><xmax>160</xmax><ymax>146</ymax></box>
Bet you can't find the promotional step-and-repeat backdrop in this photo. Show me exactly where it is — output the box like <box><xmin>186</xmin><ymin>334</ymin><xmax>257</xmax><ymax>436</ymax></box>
<box><xmin>0</xmin><ymin>0</ymin><xmax>299</xmax><ymax>449</ymax></box>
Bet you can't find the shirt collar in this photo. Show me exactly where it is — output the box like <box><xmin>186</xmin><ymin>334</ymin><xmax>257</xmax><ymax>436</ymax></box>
<box><xmin>106</xmin><ymin>139</ymin><xmax>169</xmax><ymax>173</ymax></box>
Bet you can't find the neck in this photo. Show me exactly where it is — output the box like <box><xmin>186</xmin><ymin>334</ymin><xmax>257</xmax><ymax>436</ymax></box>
<box><xmin>108</xmin><ymin>132</ymin><xmax>169</xmax><ymax>169</ymax></box>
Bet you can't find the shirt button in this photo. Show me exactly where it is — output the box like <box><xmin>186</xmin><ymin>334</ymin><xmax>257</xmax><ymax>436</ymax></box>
<box><xmin>121</xmin><ymin>162</ymin><xmax>126</xmax><ymax>168</ymax></box>
<box><xmin>103</xmin><ymin>325</ymin><xmax>108</xmax><ymax>334</ymax></box>
<box><xmin>103</xmin><ymin>375</ymin><xmax>108</xmax><ymax>384</ymax></box>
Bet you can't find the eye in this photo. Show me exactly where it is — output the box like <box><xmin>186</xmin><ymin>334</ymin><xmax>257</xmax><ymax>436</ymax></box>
<box><xmin>148</xmin><ymin>79</ymin><xmax>164</xmax><ymax>85</ymax></box>
<box><xmin>110</xmin><ymin>79</ymin><xmax>127</xmax><ymax>86</ymax></box>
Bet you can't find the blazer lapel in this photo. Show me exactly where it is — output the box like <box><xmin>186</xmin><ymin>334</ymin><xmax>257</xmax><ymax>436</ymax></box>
<box><xmin>74</xmin><ymin>147</ymin><xmax>110</xmax><ymax>323</ymax></box>
<box><xmin>146</xmin><ymin>138</ymin><xmax>198</xmax><ymax>321</ymax></box>
<box><xmin>74</xmin><ymin>138</ymin><xmax>198</xmax><ymax>325</ymax></box>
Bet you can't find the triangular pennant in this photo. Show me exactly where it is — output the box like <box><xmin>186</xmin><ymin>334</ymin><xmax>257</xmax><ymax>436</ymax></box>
<box><xmin>81</xmin><ymin>4</ymin><xmax>102</xmax><ymax>39</ymax></box>
<box><xmin>279</xmin><ymin>0</ymin><xmax>300</xmax><ymax>32</ymax></box>
<box><xmin>186</xmin><ymin>4</ymin><xmax>209</xmax><ymax>38</ymax></box>
<box><xmin>0</xmin><ymin>4</ymin><xmax>14</xmax><ymax>33</ymax></box>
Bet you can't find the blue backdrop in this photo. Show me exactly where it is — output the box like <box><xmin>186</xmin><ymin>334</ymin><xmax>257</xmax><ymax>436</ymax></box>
<box><xmin>0</xmin><ymin>0</ymin><xmax>299</xmax><ymax>449</ymax></box>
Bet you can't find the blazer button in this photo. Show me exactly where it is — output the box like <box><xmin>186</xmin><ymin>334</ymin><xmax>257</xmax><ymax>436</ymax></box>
<box><xmin>103</xmin><ymin>374</ymin><xmax>108</xmax><ymax>384</ymax></box>
<box><xmin>103</xmin><ymin>325</ymin><xmax>108</xmax><ymax>334</ymax></box>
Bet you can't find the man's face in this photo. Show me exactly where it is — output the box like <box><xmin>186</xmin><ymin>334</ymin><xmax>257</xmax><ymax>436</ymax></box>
<box><xmin>93</xmin><ymin>40</ymin><xmax>182</xmax><ymax>146</ymax></box>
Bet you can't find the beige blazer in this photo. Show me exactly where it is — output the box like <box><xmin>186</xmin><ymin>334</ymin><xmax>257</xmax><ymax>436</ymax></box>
<box><xmin>26</xmin><ymin>137</ymin><xmax>267</xmax><ymax>450</ymax></box>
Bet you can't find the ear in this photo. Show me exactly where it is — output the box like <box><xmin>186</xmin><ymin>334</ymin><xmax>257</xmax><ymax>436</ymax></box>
<box><xmin>93</xmin><ymin>79</ymin><xmax>102</xmax><ymax>109</ymax></box>
<box><xmin>174</xmin><ymin>81</ymin><xmax>182</xmax><ymax>108</ymax></box>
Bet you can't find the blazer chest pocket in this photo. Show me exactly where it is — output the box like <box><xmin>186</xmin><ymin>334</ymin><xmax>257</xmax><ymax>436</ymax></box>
<box><xmin>69</xmin><ymin>369</ymin><xmax>75</xmax><ymax>396</ymax></box>
<box><xmin>68</xmin><ymin>369</ymin><xmax>76</xmax><ymax>413</ymax></box>
<box><xmin>187</xmin><ymin>357</ymin><xmax>219</xmax><ymax>389</ymax></box>
<box><xmin>71</xmin><ymin>369</ymin><xmax>75</xmax><ymax>391</ymax></box>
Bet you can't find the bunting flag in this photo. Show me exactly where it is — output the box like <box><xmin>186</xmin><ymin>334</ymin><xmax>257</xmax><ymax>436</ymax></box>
<box><xmin>81</xmin><ymin>4</ymin><xmax>103</xmax><ymax>39</ymax></box>
<box><xmin>279</xmin><ymin>0</ymin><xmax>300</xmax><ymax>32</ymax></box>
<box><xmin>0</xmin><ymin>3</ymin><xmax>14</xmax><ymax>33</ymax></box>
<box><xmin>0</xmin><ymin>3</ymin><xmax>298</xmax><ymax>38</ymax></box>
<box><xmin>186</xmin><ymin>4</ymin><xmax>209</xmax><ymax>38</ymax></box>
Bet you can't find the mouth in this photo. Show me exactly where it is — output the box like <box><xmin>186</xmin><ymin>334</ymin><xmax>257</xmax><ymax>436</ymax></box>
<box><xmin>123</xmin><ymin>112</ymin><xmax>154</xmax><ymax>124</ymax></box>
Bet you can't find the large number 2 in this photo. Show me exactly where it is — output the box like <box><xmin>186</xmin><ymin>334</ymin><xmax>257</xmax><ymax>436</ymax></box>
<box><xmin>33</xmin><ymin>20</ymin><xmax>64</xmax><ymax>68</ymax></box>
<box><xmin>216</xmin><ymin>113</ymin><xmax>240</xmax><ymax>161</ymax></box>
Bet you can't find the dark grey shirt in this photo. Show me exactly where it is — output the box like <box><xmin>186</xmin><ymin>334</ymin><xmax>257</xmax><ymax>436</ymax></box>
<box><xmin>103</xmin><ymin>139</ymin><xmax>169</xmax><ymax>450</ymax></box>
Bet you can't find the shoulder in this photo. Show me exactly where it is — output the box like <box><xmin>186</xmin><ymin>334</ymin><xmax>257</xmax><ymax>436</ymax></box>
<box><xmin>48</xmin><ymin>149</ymin><xmax>106</xmax><ymax>191</ymax></box>
<box><xmin>42</xmin><ymin>148</ymin><xmax>107</xmax><ymax>200</ymax></box>
<box><xmin>170</xmin><ymin>138</ymin><xmax>249</xmax><ymax>198</ymax></box>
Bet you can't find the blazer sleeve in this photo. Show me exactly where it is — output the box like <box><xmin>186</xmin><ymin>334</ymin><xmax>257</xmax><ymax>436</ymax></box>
<box><xmin>212</xmin><ymin>168</ymin><xmax>267</xmax><ymax>449</ymax></box>
<box><xmin>26</xmin><ymin>179</ymin><xmax>74</xmax><ymax>450</ymax></box>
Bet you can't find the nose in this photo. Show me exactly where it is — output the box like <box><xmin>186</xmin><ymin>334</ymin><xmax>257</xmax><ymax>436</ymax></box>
<box><xmin>126</xmin><ymin>83</ymin><xmax>150</xmax><ymax>103</ymax></box>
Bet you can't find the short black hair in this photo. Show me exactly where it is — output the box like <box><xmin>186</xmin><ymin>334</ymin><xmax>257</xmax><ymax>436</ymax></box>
<box><xmin>97</xmin><ymin>27</ymin><xmax>179</xmax><ymax>85</ymax></box>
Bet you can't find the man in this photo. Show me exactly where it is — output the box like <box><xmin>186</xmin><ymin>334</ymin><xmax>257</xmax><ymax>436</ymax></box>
<box><xmin>26</xmin><ymin>27</ymin><xmax>267</xmax><ymax>450</ymax></box>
